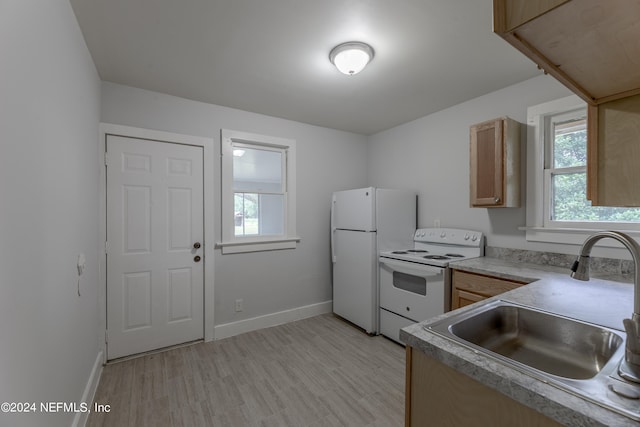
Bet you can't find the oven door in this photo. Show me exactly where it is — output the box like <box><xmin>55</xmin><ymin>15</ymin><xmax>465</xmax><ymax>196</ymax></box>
<box><xmin>378</xmin><ymin>257</ymin><xmax>446</xmax><ymax>322</ymax></box>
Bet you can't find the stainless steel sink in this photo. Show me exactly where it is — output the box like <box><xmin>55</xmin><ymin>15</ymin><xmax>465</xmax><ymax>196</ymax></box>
<box><xmin>425</xmin><ymin>300</ymin><xmax>640</xmax><ymax>421</ymax></box>
<box><xmin>447</xmin><ymin>302</ymin><xmax>622</xmax><ymax>379</ymax></box>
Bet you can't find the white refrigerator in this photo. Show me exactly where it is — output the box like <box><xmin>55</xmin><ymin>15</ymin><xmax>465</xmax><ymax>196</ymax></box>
<box><xmin>331</xmin><ymin>187</ymin><xmax>416</xmax><ymax>334</ymax></box>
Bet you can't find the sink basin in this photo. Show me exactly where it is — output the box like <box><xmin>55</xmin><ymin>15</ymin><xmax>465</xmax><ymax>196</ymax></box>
<box><xmin>425</xmin><ymin>300</ymin><xmax>640</xmax><ymax>421</ymax></box>
<box><xmin>447</xmin><ymin>303</ymin><xmax>623</xmax><ymax>379</ymax></box>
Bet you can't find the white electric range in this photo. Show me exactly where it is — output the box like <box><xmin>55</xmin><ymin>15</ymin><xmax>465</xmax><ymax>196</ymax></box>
<box><xmin>378</xmin><ymin>227</ymin><xmax>484</xmax><ymax>343</ymax></box>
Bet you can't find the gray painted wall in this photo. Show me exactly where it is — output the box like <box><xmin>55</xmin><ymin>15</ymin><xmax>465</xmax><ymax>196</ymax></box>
<box><xmin>365</xmin><ymin>75</ymin><xmax>611</xmax><ymax>256</ymax></box>
<box><xmin>3</xmin><ymin>3</ymin><xmax>633</xmax><ymax>422</ymax></box>
<box><xmin>100</xmin><ymin>82</ymin><xmax>369</xmax><ymax>326</ymax></box>
<box><xmin>0</xmin><ymin>1</ymin><xmax>101</xmax><ymax>426</ymax></box>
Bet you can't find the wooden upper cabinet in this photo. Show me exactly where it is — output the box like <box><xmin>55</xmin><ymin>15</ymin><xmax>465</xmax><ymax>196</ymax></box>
<box><xmin>494</xmin><ymin>0</ymin><xmax>640</xmax><ymax>206</ymax></box>
<box><xmin>493</xmin><ymin>0</ymin><xmax>640</xmax><ymax>104</ymax></box>
<box><xmin>587</xmin><ymin>95</ymin><xmax>640</xmax><ymax>206</ymax></box>
<box><xmin>470</xmin><ymin>117</ymin><xmax>520</xmax><ymax>208</ymax></box>
<box><xmin>494</xmin><ymin>0</ymin><xmax>568</xmax><ymax>32</ymax></box>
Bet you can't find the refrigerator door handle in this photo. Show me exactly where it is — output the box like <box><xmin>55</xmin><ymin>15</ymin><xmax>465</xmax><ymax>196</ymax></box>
<box><xmin>331</xmin><ymin>229</ymin><xmax>336</xmax><ymax>263</ymax></box>
<box><xmin>331</xmin><ymin>196</ymin><xmax>336</xmax><ymax>263</ymax></box>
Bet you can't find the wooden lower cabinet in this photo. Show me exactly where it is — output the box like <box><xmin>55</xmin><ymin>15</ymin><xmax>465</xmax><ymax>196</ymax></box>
<box><xmin>405</xmin><ymin>347</ymin><xmax>563</xmax><ymax>427</ymax></box>
<box><xmin>451</xmin><ymin>270</ymin><xmax>527</xmax><ymax>310</ymax></box>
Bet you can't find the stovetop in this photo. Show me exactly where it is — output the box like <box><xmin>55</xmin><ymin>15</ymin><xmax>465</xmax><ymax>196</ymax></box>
<box><xmin>379</xmin><ymin>228</ymin><xmax>484</xmax><ymax>267</ymax></box>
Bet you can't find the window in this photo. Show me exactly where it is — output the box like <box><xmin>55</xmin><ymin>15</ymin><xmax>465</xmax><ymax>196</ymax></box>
<box><xmin>526</xmin><ymin>96</ymin><xmax>640</xmax><ymax>245</ymax></box>
<box><xmin>233</xmin><ymin>144</ymin><xmax>285</xmax><ymax>237</ymax></box>
<box><xmin>220</xmin><ymin>129</ymin><xmax>298</xmax><ymax>253</ymax></box>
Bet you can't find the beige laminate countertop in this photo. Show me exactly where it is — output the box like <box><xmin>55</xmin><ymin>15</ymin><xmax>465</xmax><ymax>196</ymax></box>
<box><xmin>400</xmin><ymin>256</ymin><xmax>638</xmax><ymax>427</ymax></box>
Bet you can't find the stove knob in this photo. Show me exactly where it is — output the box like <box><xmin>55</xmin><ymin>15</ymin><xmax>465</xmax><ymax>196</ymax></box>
<box><xmin>464</xmin><ymin>234</ymin><xmax>470</xmax><ymax>240</ymax></box>
<box><xmin>440</xmin><ymin>232</ymin><xmax>446</xmax><ymax>238</ymax></box>
<box><xmin>471</xmin><ymin>235</ymin><xmax>478</xmax><ymax>241</ymax></box>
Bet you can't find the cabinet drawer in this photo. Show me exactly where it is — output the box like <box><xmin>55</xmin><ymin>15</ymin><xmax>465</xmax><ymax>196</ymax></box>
<box><xmin>452</xmin><ymin>270</ymin><xmax>526</xmax><ymax>298</ymax></box>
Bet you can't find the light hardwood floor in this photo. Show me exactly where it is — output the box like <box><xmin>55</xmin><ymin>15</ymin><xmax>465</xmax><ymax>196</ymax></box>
<box><xmin>88</xmin><ymin>314</ymin><xmax>405</xmax><ymax>426</ymax></box>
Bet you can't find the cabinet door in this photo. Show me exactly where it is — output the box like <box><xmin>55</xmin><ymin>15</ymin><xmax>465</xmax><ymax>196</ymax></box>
<box><xmin>587</xmin><ymin>96</ymin><xmax>640</xmax><ymax>206</ymax></box>
<box><xmin>406</xmin><ymin>347</ymin><xmax>564</xmax><ymax>427</ymax></box>
<box><xmin>470</xmin><ymin>119</ymin><xmax>504</xmax><ymax>207</ymax></box>
<box><xmin>452</xmin><ymin>289</ymin><xmax>486</xmax><ymax>310</ymax></box>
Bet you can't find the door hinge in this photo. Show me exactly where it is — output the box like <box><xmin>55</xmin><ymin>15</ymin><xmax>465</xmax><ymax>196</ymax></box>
<box><xmin>104</xmin><ymin>153</ymin><xmax>109</xmax><ymax>166</ymax></box>
<box><xmin>105</xmin><ymin>241</ymin><xmax>109</xmax><ymax>254</ymax></box>
<box><xmin>105</xmin><ymin>331</ymin><xmax>108</xmax><ymax>344</ymax></box>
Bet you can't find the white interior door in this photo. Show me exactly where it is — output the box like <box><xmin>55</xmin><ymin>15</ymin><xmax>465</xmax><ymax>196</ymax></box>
<box><xmin>106</xmin><ymin>135</ymin><xmax>204</xmax><ymax>360</ymax></box>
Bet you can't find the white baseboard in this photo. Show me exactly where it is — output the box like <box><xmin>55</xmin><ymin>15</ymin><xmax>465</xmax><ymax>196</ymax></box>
<box><xmin>214</xmin><ymin>300</ymin><xmax>332</xmax><ymax>340</ymax></box>
<box><xmin>73</xmin><ymin>350</ymin><xmax>103</xmax><ymax>427</ymax></box>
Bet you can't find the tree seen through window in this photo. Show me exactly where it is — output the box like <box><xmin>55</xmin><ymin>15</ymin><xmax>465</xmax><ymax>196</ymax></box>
<box><xmin>550</xmin><ymin>117</ymin><xmax>640</xmax><ymax>222</ymax></box>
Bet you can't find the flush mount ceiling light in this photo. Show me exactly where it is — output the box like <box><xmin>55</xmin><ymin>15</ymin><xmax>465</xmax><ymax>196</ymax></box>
<box><xmin>329</xmin><ymin>41</ymin><xmax>375</xmax><ymax>76</ymax></box>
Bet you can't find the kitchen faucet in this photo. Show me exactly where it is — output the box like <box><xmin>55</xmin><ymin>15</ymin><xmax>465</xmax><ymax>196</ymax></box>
<box><xmin>570</xmin><ymin>230</ymin><xmax>640</xmax><ymax>383</ymax></box>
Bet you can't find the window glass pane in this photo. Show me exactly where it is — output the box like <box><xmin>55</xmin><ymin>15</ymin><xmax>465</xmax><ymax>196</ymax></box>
<box><xmin>233</xmin><ymin>146</ymin><xmax>283</xmax><ymax>192</ymax></box>
<box><xmin>552</xmin><ymin>173</ymin><xmax>640</xmax><ymax>222</ymax></box>
<box><xmin>553</xmin><ymin>118</ymin><xmax>586</xmax><ymax>169</ymax></box>
<box><xmin>551</xmin><ymin>172</ymin><xmax>589</xmax><ymax>221</ymax></box>
<box><xmin>234</xmin><ymin>192</ymin><xmax>284</xmax><ymax>236</ymax></box>
<box><xmin>258</xmin><ymin>194</ymin><xmax>284</xmax><ymax>235</ymax></box>
<box><xmin>235</xmin><ymin>193</ymin><xmax>259</xmax><ymax>236</ymax></box>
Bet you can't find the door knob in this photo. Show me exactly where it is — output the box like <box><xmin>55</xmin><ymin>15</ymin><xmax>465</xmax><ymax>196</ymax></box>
<box><xmin>193</xmin><ymin>242</ymin><xmax>201</xmax><ymax>249</ymax></box>
<box><xmin>194</xmin><ymin>255</ymin><xmax>201</xmax><ymax>262</ymax></box>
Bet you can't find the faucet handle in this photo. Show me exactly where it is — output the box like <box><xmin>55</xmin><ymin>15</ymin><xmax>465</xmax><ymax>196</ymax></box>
<box><xmin>624</xmin><ymin>318</ymin><xmax>640</xmax><ymax>354</ymax></box>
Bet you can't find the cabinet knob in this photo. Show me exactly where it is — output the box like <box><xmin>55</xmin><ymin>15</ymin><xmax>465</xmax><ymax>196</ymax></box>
<box><xmin>194</xmin><ymin>255</ymin><xmax>201</xmax><ymax>262</ymax></box>
<box><xmin>494</xmin><ymin>197</ymin><xmax>501</xmax><ymax>204</ymax></box>
<box><xmin>193</xmin><ymin>242</ymin><xmax>201</xmax><ymax>249</ymax></box>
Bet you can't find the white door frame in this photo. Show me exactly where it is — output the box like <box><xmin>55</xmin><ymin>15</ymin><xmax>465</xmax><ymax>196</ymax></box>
<box><xmin>99</xmin><ymin>123</ymin><xmax>215</xmax><ymax>362</ymax></box>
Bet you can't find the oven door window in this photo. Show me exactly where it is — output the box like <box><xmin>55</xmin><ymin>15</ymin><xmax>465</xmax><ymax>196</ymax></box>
<box><xmin>392</xmin><ymin>271</ymin><xmax>426</xmax><ymax>296</ymax></box>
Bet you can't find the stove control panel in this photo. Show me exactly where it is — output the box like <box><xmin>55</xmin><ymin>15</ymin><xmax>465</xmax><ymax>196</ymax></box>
<box><xmin>414</xmin><ymin>228</ymin><xmax>484</xmax><ymax>247</ymax></box>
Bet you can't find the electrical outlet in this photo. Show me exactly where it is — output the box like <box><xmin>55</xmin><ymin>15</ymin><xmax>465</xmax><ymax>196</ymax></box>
<box><xmin>235</xmin><ymin>299</ymin><xmax>243</xmax><ymax>312</ymax></box>
<box><xmin>434</xmin><ymin>218</ymin><xmax>441</xmax><ymax>228</ymax></box>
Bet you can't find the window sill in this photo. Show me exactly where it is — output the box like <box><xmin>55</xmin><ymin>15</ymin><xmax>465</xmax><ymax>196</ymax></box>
<box><xmin>217</xmin><ymin>237</ymin><xmax>301</xmax><ymax>254</ymax></box>
<box><xmin>521</xmin><ymin>226</ymin><xmax>640</xmax><ymax>247</ymax></box>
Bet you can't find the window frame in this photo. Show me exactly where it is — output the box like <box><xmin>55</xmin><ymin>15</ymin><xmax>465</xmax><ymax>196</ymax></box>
<box><xmin>526</xmin><ymin>95</ymin><xmax>640</xmax><ymax>246</ymax></box>
<box><xmin>543</xmin><ymin>109</ymin><xmax>588</xmax><ymax>229</ymax></box>
<box><xmin>220</xmin><ymin>129</ymin><xmax>298</xmax><ymax>254</ymax></box>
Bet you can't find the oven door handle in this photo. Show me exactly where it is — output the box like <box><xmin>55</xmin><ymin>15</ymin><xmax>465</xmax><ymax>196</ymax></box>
<box><xmin>379</xmin><ymin>258</ymin><xmax>444</xmax><ymax>277</ymax></box>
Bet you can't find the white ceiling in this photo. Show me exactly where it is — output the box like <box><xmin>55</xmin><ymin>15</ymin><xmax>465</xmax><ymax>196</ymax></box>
<box><xmin>69</xmin><ymin>0</ymin><xmax>541</xmax><ymax>135</ymax></box>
